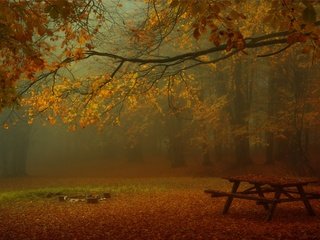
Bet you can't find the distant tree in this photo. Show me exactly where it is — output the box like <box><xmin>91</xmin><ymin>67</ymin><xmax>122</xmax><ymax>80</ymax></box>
<box><xmin>0</xmin><ymin>117</ymin><xmax>31</xmax><ymax>177</ymax></box>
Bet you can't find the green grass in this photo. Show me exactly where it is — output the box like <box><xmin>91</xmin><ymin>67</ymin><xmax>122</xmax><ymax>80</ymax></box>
<box><xmin>0</xmin><ymin>177</ymin><xmax>226</xmax><ymax>203</ymax></box>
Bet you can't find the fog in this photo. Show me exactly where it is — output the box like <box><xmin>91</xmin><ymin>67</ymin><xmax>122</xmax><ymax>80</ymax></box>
<box><xmin>0</xmin><ymin>116</ymin><xmax>203</xmax><ymax>177</ymax></box>
<box><xmin>1</xmin><ymin>1</ymin><xmax>320</xmax><ymax>178</ymax></box>
<box><xmin>1</xmin><ymin>55</ymin><xmax>319</xmax><ymax>178</ymax></box>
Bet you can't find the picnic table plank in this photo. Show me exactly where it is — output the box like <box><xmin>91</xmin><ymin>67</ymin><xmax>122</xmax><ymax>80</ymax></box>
<box><xmin>225</xmin><ymin>175</ymin><xmax>320</xmax><ymax>187</ymax></box>
<box><xmin>204</xmin><ymin>190</ymin><xmax>275</xmax><ymax>202</ymax></box>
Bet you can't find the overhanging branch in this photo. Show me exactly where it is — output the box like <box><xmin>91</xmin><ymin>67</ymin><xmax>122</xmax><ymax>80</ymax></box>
<box><xmin>85</xmin><ymin>20</ymin><xmax>320</xmax><ymax>65</ymax></box>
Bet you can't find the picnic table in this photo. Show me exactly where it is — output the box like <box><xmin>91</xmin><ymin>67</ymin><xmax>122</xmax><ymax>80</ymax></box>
<box><xmin>205</xmin><ymin>174</ymin><xmax>320</xmax><ymax>221</ymax></box>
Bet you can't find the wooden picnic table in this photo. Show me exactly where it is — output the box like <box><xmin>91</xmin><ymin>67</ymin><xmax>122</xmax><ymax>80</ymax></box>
<box><xmin>205</xmin><ymin>174</ymin><xmax>320</xmax><ymax>221</ymax></box>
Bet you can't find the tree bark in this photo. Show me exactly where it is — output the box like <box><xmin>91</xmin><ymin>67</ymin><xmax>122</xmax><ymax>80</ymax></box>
<box><xmin>266</xmin><ymin>73</ymin><xmax>276</xmax><ymax>165</ymax></box>
<box><xmin>167</xmin><ymin>115</ymin><xmax>185</xmax><ymax>168</ymax></box>
<box><xmin>201</xmin><ymin>142</ymin><xmax>211</xmax><ymax>166</ymax></box>
<box><xmin>0</xmin><ymin>121</ymin><xmax>31</xmax><ymax>177</ymax></box>
<box><xmin>231</xmin><ymin>61</ymin><xmax>251</xmax><ymax>167</ymax></box>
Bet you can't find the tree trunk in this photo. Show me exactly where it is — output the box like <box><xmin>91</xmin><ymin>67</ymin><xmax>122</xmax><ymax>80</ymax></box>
<box><xmin>232</xmin><ymin>61</ymin><xmax>251</xmax><ymax>167</ymax></box>
<box><xmin>201</xmin><ymin>142</ymin><xmax>211</xmax><ymax>166</ymax></box>
<box><xmin>126</xmin><ymin>142</ymin><xmax>143</xmax><ymax>163</ymax></box>
<box><xmin>0</xmin><ymin>121</ymin><xmax>31</xmax><ymax>177</ymax></box>
<box><xmin>0</xmin><ymin>145</ymin><xmax>9</xmax><ymax>177</ymax></box>
<box><xmin>167</xmin><ymin>115</ymin><xmax>185</xmax><ymax>168</ymax></box>
<box><xmin>266</xmin><ymin>73</ymin><xmax>276</xmax><ymax>164</ymax></box>
<box><xmin>168</xmin><ymin>139</ymin><xmax>185</xmax><ymax>167</ymax></box>
<box><xmin>213</xmin><ymin>143</ymin><xmax>223</xmax><ymax>162</ymax></box>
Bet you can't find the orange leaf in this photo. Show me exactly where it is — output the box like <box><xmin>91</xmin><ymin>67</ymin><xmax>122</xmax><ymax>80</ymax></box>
<box><xmin>193</xmin><ymin>28</ymin><xmax>201</xmax><ymax>40</ymax></box>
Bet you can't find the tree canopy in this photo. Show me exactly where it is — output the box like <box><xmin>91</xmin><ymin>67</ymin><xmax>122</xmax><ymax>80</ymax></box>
<box><xmin>0</xmin><ymin>0</ymin><xmax>320</xmax><ymax>174</ymax></box>
<box><xmin>0</xmin><ymin>0</ymin><xmax>105</xmax><ymax>109</ymax></box>
<box><xmin>0</xmin><ymin>0</ymin><xmax>319</xmax><ymax>128</ymax></box>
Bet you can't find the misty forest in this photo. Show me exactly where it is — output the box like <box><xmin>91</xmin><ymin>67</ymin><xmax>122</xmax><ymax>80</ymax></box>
<box><xmin>1</xmin><ymin>0</ymin><xmax>320</xmax><ymax>239</ymax></box>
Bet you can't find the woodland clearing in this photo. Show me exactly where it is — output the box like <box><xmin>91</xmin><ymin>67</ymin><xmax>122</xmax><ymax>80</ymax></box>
<box><xmin>0</xmin><ymin>177</ymin><xmax>320</xmax><ymax>240</ymax></box>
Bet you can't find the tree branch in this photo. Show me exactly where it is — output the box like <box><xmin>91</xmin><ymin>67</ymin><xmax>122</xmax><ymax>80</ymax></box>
<box><xmin>85</xmin><ymin>20</ymin><xmax>320</xmax><ymax>65</ymax></box>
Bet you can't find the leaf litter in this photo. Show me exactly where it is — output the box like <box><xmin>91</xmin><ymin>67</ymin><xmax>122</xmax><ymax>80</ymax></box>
<box><xmin>0</xmin><ymin>177</ymin><xmax>319</xmax><ymax>240</ymax></box>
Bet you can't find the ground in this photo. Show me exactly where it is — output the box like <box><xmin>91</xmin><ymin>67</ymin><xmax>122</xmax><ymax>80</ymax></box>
<box><xmin>0</xmin><ymin>177</ymin><xmax>320</xmax><ymax>240</ymax></box>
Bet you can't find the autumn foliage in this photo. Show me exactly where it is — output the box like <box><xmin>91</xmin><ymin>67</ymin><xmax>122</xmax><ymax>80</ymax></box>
<box><xmin>0</xmin><ymin>1</ymin><xmax>320</xmax><ymax>172</ymax></box>
<box><xmin>0</xmin><ymin>0</ymin><xmax>318</xmax><ymax>120</ymax></box>
<box><xmin>0</xmin><ymin>0</ymin><xmax>104</xmax><ymax>109</ymax></box>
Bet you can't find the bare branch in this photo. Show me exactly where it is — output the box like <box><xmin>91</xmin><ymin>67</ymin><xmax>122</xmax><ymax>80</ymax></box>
<box><xmin>257</xmin><ymin>44</ymin><xmax>293</xmax><ymax>57</ymax></box>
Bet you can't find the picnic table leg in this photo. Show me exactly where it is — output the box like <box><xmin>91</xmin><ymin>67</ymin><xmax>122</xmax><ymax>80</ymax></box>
<box><xmin>296</xmin><ymin>185</ymin><xmax>316</xmax><ymax>216</ymax></box>
<box><xmin>255</xmin><ymin>184</ymin><xmax>269</xmax><ymax>210</ymax></box>
<box><xmin>223</xmin><ymin>181</ymin><xmax>240</xmax><ymax>214</ymax></box>
<box><xmin>266</xmin><ymin>187</ymin><xmax>282</xmax><ymax>221</ymax></box>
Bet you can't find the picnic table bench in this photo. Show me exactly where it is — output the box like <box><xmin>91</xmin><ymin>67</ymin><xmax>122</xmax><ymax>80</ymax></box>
<box><xmin>204</xmin><ymin>174</ymin><xmax>320</xmax><ymax>221</ymax></box>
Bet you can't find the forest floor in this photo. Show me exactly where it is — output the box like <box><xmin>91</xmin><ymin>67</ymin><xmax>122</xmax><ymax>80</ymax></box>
<box><xmin>0</xmin><ymin>177</ymin><xmax>320</xmax><ymax>240</ymax></box>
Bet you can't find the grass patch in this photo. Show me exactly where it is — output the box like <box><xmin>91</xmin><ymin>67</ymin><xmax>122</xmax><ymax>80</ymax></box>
<box><xmin>0</xmin><ymin>177</ymin><xmax>225</xmax><ymax>203</ymax></box>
